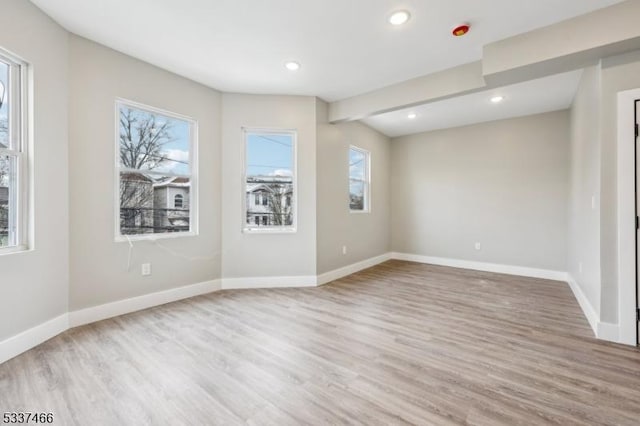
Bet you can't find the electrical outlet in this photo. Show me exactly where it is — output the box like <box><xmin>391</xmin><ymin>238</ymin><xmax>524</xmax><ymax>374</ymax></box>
<box><xmin>141</xmin><ymin>263</ymin><xmax>152</xmax><ymax>276</ymax></box>
<box><xmin>342</xmin><ymin>246</ymin><xmax>347</xmax><ymax>255</ymax></box>
<box><xmin>591</xmin><ymin>195</ymin><xmax>596</xmax><ymax>210</ymax></box>
<box><xmin>579</xmin><ymin>262</ymin><xmax>583</xmax><ymax>274</ymax></box>
<box><xmin>474</xmin><ymin>242</ymin><xmax>482</xmax><ymax>251</ymax></box>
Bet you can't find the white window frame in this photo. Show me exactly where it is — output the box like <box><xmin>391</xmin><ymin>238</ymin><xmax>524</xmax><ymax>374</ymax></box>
<box><xmin>0</xmin><ymin>49</ymin><xmax>29</xmax><ymax>255</ymax></box>
<box><xmin>114</xmin><ymin>99</ymin><xmax>199</xmax><ymax>242</ymax></box>
<box><xmin>242</xmin><ymin>128</ymin><xmax>297</xmax><ymax>234</ymax></box>
<box><xmin>349</xmin><ymin>145</ymin><xmax>371</xmax><ymax>214</ymax></box>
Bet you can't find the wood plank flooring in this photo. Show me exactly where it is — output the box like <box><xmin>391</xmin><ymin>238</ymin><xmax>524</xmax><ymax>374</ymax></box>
<box><xmin>1</xmin><ymin>260</ymin><xmax>639</xmax><ymax>425</ymax></box>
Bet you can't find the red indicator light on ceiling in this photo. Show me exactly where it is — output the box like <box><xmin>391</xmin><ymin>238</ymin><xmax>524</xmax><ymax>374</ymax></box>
<box><xmin>452</xmin><ymin>24</ymin><xmax>470</xmax><ymax>37</ymax></box>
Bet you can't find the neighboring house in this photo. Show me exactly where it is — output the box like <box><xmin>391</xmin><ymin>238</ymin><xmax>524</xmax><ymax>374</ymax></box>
<box><xmin>122</xmin><ymin>174</ymin><xmax>294</xmax><ymax>233</ymax></box>
<box><xmin>120</xmin><ymin>174</ymin><xmax>191</xmax><ymax>235</ymax></box>
<box><xmin>246</xmin><ymin>176</ymin><xmax>293</xmax><ymax>227</ymax></box>
<box><xmin>119</xmin><ymin>172</ymin><xmax>154</xmax><ymax>234</ymax></box>
<box><xmin>0</xmin><ymin>186</ymin><xmax>7</xmax><ymax>245</ymax></box>
<box><xmin>153</xmin><ymin>177</ymin><xmax>190</xmax><ymax>232</ymax></box>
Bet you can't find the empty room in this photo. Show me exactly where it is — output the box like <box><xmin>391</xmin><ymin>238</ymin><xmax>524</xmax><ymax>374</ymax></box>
<box><xmin>2</xmin><ymin>0</ymin><xmax>640</xmax><ymax>424</ymax></box>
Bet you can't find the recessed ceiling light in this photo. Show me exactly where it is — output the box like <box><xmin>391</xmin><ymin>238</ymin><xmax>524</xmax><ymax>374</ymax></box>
<box><xmin>285</xmin><ymin>61</ymin><xmax>301</xmax><ymax>71</ymax></box>
<box><xmin>491</xmin><ymin>96</ymin><xmax>505</xmax><ymax>103</ymax></box>
<box><xmin>408</xmin><ymin>112</ymin><xmax>417</xmax><ymax>119</ymax></box>
<box><xmin>389</xmin><ymin>10</ymin><xmax>411</xmax><ymax>26</ymax></box>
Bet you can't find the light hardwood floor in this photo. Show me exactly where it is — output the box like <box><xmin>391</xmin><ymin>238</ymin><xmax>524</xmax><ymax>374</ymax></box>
<box><xmin>1</xmin><ymin>260</ymin><xmax>639</xmax><ymax>425</ymax></box>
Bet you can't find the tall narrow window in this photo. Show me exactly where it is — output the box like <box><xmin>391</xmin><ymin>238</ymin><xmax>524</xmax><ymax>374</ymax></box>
<box><xmin>349</xmin><ymin>146</ymin><xmax>370</xmax><ymax>212</ymax></box>
<box><xmin>244</xmin><ymin>129</ymin><xmax>296</xmax><ymax>232</ymax></box>
<box><xmin>0</xmin><ymin>51</ymin><xmax>27</xmax><ymax>251</ymax></box>
<box><xmin>116</xmin><ymin>100</ymin><xmax>197</xmax><ymax>239</ymax></box>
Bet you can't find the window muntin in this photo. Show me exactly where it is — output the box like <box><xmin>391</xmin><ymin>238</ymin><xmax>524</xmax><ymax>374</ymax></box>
<box><xmin>0</xmin><ymin>52</ymin><xmax>27</xmax><ymax>251</ymax></box>
<box><xmin>349</xmin><ymin>146</ymin><xmax>370</xmax><ymax>212</ymax></box>
<box><xmin>243</xmin><ymin>129</ymin><xmax>296</xmax><ymax>232</ymax></box>
<box><xmin>116</xmin><ymin>100</ymin><xmax>197</xmax><ymax>239</ymax></box>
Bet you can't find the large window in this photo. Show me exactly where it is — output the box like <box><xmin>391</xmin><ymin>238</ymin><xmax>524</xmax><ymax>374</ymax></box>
<box><xmin>116</xmin><ymin>100</ymin><xmax>197</xmax><ymax>239</ymax></box>
<box><xmin>0</xmin><ymin>51</ymin><xmax>27</xmax><ymax>251</ymax></box>
<box><xmin>349</xmin><ymin>146</ymin><xmax>370</xmax><ymax>212</ymax></box>
<box><xmin>243</xmin><ymin>129</ymin><xmax>296</xmax><ymax>232</ymax></box>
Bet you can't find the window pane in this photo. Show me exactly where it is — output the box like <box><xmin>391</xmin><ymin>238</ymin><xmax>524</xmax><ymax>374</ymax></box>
<box><xmin>0</xmin><ymin>155</ymin><xmax>16</xmax><ymax>247</ymax></box>
<box><xmin>0</xmin><ymin>61</ymin><xmax>9</xmax><ymax>150</ymax></box>
<box><xmin>245</xmin><ymin>132</ymin><xmax>294</xmax><ymax>228</ymax></box>
<box><xmin>349</xmin><ymin>180</ymin><xmax>365</xmax><ymax>211</ymax></box>
<box><xmin>120</xmin><ymin>173</ymin><xmax>191</xmax><ymax>235</ymax></box>
<box><xmin>349</xmin><ymin>149</ymin><xmax>366</xmax><ymax>181</ymax></box>
<box><xmin>349</xmin><ymin>147</ymin><xmax>369</xmax><ymax>211</ymax></box>
<box><xmin>118</xmin><ymin>106</ymin><xmax>190</xmax><ymax>175</ymax></box>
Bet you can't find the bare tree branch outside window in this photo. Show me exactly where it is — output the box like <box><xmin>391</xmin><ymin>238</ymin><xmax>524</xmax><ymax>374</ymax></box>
<box><xmin>117</xmin><ymin>104</ymin><xmax>192</xmax><ymax>236</ymax></box>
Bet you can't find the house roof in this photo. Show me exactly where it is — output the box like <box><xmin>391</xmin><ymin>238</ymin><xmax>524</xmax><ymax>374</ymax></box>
<box><xmin>153</xmin><ymin>176</ymin><xmax>190</xmax><ymax>189</ymax></box>
<box><xmin>246</xmin><ymin>176</ymin><xmax>293</xmax><ymax>184</ymax></box>
<box><xmin>246</xmin><ymin>183</ymin><xmax>272</xmax><ymax>194</ymax></box>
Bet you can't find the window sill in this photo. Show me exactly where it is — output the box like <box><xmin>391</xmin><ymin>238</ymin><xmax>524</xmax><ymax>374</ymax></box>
<box><xmin>350</xmin><ymin>210</ymin><xmax>371</xmax><ymax>214</ymax></box>
<box><xmin>0</xmin><ymin>245</ymin><xmax>31</xmax><ymax>256</ymax></box>
<box><xmin>243</xmin><ymin>227</ymin><xmax>297</xmax><ymax>234</ymax></box>
<box><xmin>115</xmin><ymin>231</ymin><xmax>197</xmax><ymax>243</ymax></box>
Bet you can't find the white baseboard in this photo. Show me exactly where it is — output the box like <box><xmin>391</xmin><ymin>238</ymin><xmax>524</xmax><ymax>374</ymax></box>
<box><xmin>565</xmin><ymin>274</ymin><xmax>626</xmax><ymax>344</ymax></box>
<box><xmin>597</xmin><ymin>321</ymin><xmax>621</xmax><ymax>342</ymax></box>
<box><xmin>317</xmin><ymin>253</ymin><xmax>392</xmax><ymax>286</ymax></box>
<box><xmin>69</xmin><ymin>279</ymin><xmax>221</xmax><ymax>328</ymax></box>
<box><xmin>566</xmin><ymin>274</ymin><xmax>599</xmax><ymax>336</ymax></box>
<box><xmin>222</xmin><ymin>276</ymin><xmax>317</xmax><ymax>290</ymax></box>
<box><xmin>221</xmin><ymin>252</ymin><xmax>393</xmax><ymax>289</ymax></box>
<box><xmin>0</xmin><ymin>314</ymin><xmax>69</xmax><ymax>364</ymax></box>
<box><xmin>391</xmin><ymin>252</ymin><xmax>568</xmax><ymax>281</ymax></box>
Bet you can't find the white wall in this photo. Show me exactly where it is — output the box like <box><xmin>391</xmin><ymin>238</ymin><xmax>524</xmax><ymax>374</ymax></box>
<box><xmin>391</xmin><ymin>111</ymin><xmax>569</xmax><ymax>272</ymax></box>
<box><xmin>221</xmin><ymin>94</ymin><xmax>317</xmax><ymax>279</ymax></box>
<box><xmin>0</xmin><ymin>0</ymin><xmax>69</xmax><ymax>341</ymax></box>
<box><xmin>316</xmin><ymin>99</ymin><xmax>391</xmax><ymax>274</ymax></box>
<box><xmin>568</xmin><ymin>66</ymin><xmax>602</xmax><ymax>316</ymax></box>
<box><xmin>599</xmin><ymin>50</ymin><xmax>640</xmax><ymax>323</ymax></box>
<box><xmin>69</xmin><ymin>36</ymin><xmax>222</xmax><ymax>311</ymax></box>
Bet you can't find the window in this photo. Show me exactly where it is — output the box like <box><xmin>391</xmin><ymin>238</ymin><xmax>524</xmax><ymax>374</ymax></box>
<box><xmin>116</xmin><ymin>100</ymin><xmax>197</xmax><ymax>239</ymax></box>
<box><xmin>349</xmin><ymin>146</ymin><xmax>370</xmax><ymax>212</ymax></box>
<box><xmin>244</xmin><ymin>129</ymin><xmax>296</xmax><ymax>231</ymax></box>
<box><xmin>0</xmin><ymin>51</ymin><xmax>27</xmax><ymax>251</ymax></box>
<box><xmin>174</xmin><ymin>194</ymin><xmax>183</xmax><ymax>209</ymax></box>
